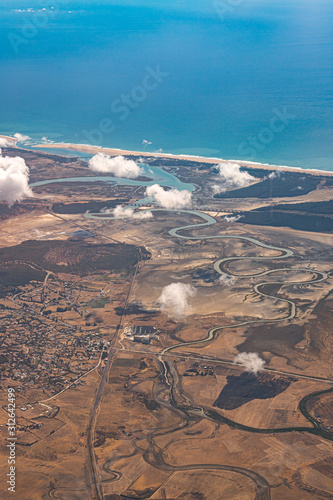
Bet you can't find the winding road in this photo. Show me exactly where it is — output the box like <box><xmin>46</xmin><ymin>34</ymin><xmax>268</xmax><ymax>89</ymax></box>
<box><xmin>85</xmin><ymin>206</ymin><xmax>331</xmax><ymax>500</ymax></box>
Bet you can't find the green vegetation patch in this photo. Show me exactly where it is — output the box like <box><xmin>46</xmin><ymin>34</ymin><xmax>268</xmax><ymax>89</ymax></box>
<box><xmin>237</xmin><ymin>210</ymin><xmax>333</xmax><ymax>233</ymax></box>
<box><xmin>114</xmin><ymin>357</ymin><xmax>141</xmax><ymax>368</ymax></box>
<box><xmin>87</xmin><ymin>297</ymin><xmax>110</xmax><ymax>308</ymax></box>
<box><xmin>214</xmin><ymin>172</ymin><xmax>321</xmax><ymax>199</ymax></box>
<box><xmin>0</xmin><ymin>240</ymin><xmax>145</xmax><ymax>277</ymax></box>
<box><xmin>52</xmin><ymin>199</ymin><xmax>128</xmax><ymax>214</ymax></box>
<box><xmin>0</xmin><ymin>264</ymin><xmax>46</xmax><ymax>286</ymax></box>
<box><xmin>0</xmin><ymin>264</ymin><xmax>46</xmax><ymax>297</ymax></box>
<box><xmin>256</xmin><ymin>198</ymin><xmax>333</xmax><ymax>215</ymax></box>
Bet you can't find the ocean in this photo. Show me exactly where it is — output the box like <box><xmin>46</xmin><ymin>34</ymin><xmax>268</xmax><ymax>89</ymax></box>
<box><xmin>0</xmin><ymin>0</ymin><xmax>332</xmax><ymax>171</ymax></box>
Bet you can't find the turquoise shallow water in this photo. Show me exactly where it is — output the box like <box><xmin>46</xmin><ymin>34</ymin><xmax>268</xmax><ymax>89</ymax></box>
<box><xmin>0</xmin><ymin>1</ymin><xmax>332</xmax><ymax>171</ymax></box>
<box><xmin>29</xmin><ymin>163</ymin><xmax>196</xmax><ymax>194</ymax></box>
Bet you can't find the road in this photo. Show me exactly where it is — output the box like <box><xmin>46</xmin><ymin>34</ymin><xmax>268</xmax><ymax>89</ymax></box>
<box><xmin>86</xmin><ymin>261</ymin><xmax>139</xmax><ymax>500</ymax></box>
<box><xmin>110</xmin><ymin>345</ymin><xmax>333</xmax><ymax>385</ymax></box>
<box><xmin>83</xmin><ymin>205</ymin><xmax>331</xmax><ymax>499</ymax></box>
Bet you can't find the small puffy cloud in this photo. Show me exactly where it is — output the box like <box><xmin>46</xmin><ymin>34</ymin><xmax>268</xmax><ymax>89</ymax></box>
<box><xmin>146</xmin><ymin>184</ymin><xmax>192</xmax><ymax>209</ymax></box>
<box><xmin>212</xmin><ymin>184</ymin><xmax>222</xmax><ymax>195</ymax></box>
<box><xmin>234</xmin><ymin>352</ymin><xmax>265</xmax><ymax>375</ymax></box>
<box><xmin>0</xmin><ymin>138</ymin><xmax>12</xmax><ymax>147</ymax></box>
<box><xmin>89</xmin><ymin>154</ymin><xmax>143</xmax><ymax>179</ymax></box>
<box><xmin>223</xmin><ymin>215</ymin><xmax>241</xmax><ymax>223</ymax></box>
<box><xmin>112</xmin><ymin>205</ymin><xmax>153</xmax><ymax>220</ymax></box>
<box><xmin>113</xmin><ymin>206</ymin><xmax>133</xmax><ymax>218</ymax></box>
<box><xmin>267</xmin><ymin>170</ymin><xmax>281</xmax><ymax>180</ymax></box>
<box><xmin>41</xmin><ymin>136</ymin><xmax>54</xmax><ymax>144</ymax></box>
<box><xmin>133</xmin><ymin>210</ymin><xmax>153</xmax><ymax>220</ymax></box>
<box><xmin>14</xmin><ymin>133</ymin><xmax>31</xmax><ymax>143</ymax></box>
<box><xmin>142</xmin><ymin>139</ymin><xmax>152</xmax><ymax>146</ymax></box>
<box><xmin>158</xmin><ymin>283</ymin><xmax>196</xmax><ymax>321</ymax></box>
<box><xmin>213</xmin><ymin>162</ymin><xmax>256</xmax><ymax>193</ymax></box>
<box><xmin>0</xmin><ymin>151</ymin><xmax>33</xmax><ymax>206</ymax></box>
<box><xmin>218</xmin><ymin>274</ymin><xmax>236</xmax><ymax>286</ymax></box>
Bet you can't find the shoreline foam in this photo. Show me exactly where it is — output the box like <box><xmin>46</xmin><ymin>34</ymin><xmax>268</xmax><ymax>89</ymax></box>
<box><xmin>2</xmin><ymin>135</ymin><xmax>333</xmax><ymax>177</ymax></box>
<box><xmin>33</xmin><ymin>142</ymin><xmax>333</xmax><ymax>177</ymax></box>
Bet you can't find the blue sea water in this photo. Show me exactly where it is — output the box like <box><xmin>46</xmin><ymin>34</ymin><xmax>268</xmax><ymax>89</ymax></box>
<box><xmin>0</xmin><ymin>0</ymin><xmax>332</xmax><ymax>170</ymax></box>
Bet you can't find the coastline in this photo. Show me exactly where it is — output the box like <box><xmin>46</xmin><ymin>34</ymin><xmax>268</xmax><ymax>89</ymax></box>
<box><xmin>33</xmin><ymin>142</ymin><xmax>333</xmax><ymax>178</ymax></box>
<box><xmin>2</xmin><ymin>135</ymin><xmax>333</xmax><ymax>177</ymax></box>
<box><xmin>0</xmin><ymin>135</ymin><xmax>17</xmax><ymax>145</ymax></box>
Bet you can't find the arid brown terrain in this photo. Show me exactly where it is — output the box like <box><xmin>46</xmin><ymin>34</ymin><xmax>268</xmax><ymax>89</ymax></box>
<box><xmin>0</xmin><ymin>146</ymin><xmax>333</xmax><ymax>500</ymax></box>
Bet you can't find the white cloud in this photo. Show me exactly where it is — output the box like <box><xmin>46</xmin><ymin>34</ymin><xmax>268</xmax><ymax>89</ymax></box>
<box><xmin>113</xmin><ymin>205</ymin><xmax>132</xmax><ymax>218</ymax></box>
<box><xmin>133</xmin><ymin>210</ymin><xmax>153</xmax><ymax>220</ymax></box>
<box><xmin>223</xmin><ymin>215</ymin><xmax>241</xmax><ymax>223</ymax></box>
<box><xmin>112</xmin><ymin>205</ymin><xmax>153</xmax><ymax>220</ymax></box>
<box><xmin>0</xmin><ymin>151</ymin><xmax>33</xmax><ymax>206</ymax></box>
<box><xmin>0</xmin><ymin>138</ymin><xmax>12</xmax><ymax>147</ymax></box>
<box><xmin>218</xmin><ymin>274</ymin><xmax>236</xmax><ymax>286</ymax></box>
<box><xmin>40</xmin><ymin>136</ymin><xmax>55</xmax><ymax>144</ymax></box>
<box><xmin>213</xmin><ymin>162</ymin><xmax>256</xmax><ymax>193</ymax></box>
<box><xmin>14</xmin><ymin>133</ymin><xmax>31</xmax><ymax>143</ymax></box>
<box><xmin>234</xmin><ymin>352</ymin><xmax>265</xmax><ymax>375</ymax></box>
<box><xmin>267</xmin><ymin>170</ymin><xmax>281</xmax><ymax>180</ymax></box>
<box><xmin>212</xmin><ymin>184</ymin><xmax>222</xmax><ymax>195</ymax></box>
<box><xmin>146</xmin><ymin>184</ymin><xmax>192</xmax><ymax>209</ymax></box>
<box><xmin>158</xmin><ymin>283</ymin><xmax>196</xmax><ymax>321</ymax></box>
<box><xmin>142</xmin><ymin>139</ymin><xmax>152</xmax><ymax>146</ymax></box>
<box><xmin>89</xmin><ymin>154</ymin><xmax>143</xmax><ymax>179</ymax></box>
<box><xmin>135</xmin><ymin>211</ymin><xmax>153</xmax><ymax>220</ymax></box>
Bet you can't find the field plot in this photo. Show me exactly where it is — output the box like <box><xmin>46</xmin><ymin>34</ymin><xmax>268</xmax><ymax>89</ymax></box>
<box><xmin>1</xmin><ymin>149</ymin><xmax>333</xmax><ymax>499</ymax></box>
<box><xmin>307</xmin><ymin>391</ymin><xmax>333</xmax><ymax>429</ymax></box>
<box><xmin>150</xmin><ymin>470</ymin><xmax>256</xmax><ymax>500</ymax></box>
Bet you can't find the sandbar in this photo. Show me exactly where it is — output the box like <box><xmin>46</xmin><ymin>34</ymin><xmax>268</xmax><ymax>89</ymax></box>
<box><xmin>32</xmin><ymin>142</ymin><xmax>333</xmax><ymax>177</ymax></box>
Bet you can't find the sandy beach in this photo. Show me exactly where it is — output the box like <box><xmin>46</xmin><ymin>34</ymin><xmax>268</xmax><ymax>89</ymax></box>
<box><xmin>2</xmin><ymin>135</ymin><xmax>332</xmax><ymax>177</ymax></box>
<box><xmin>0</xmin><ymin>135</ymin><xmax>17</xmax><ymax>145</ymax></box>
<box><xmin>32</xmin><ymin>142</ymin><xmax>333</xmax><ymax>177</ymax></box>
